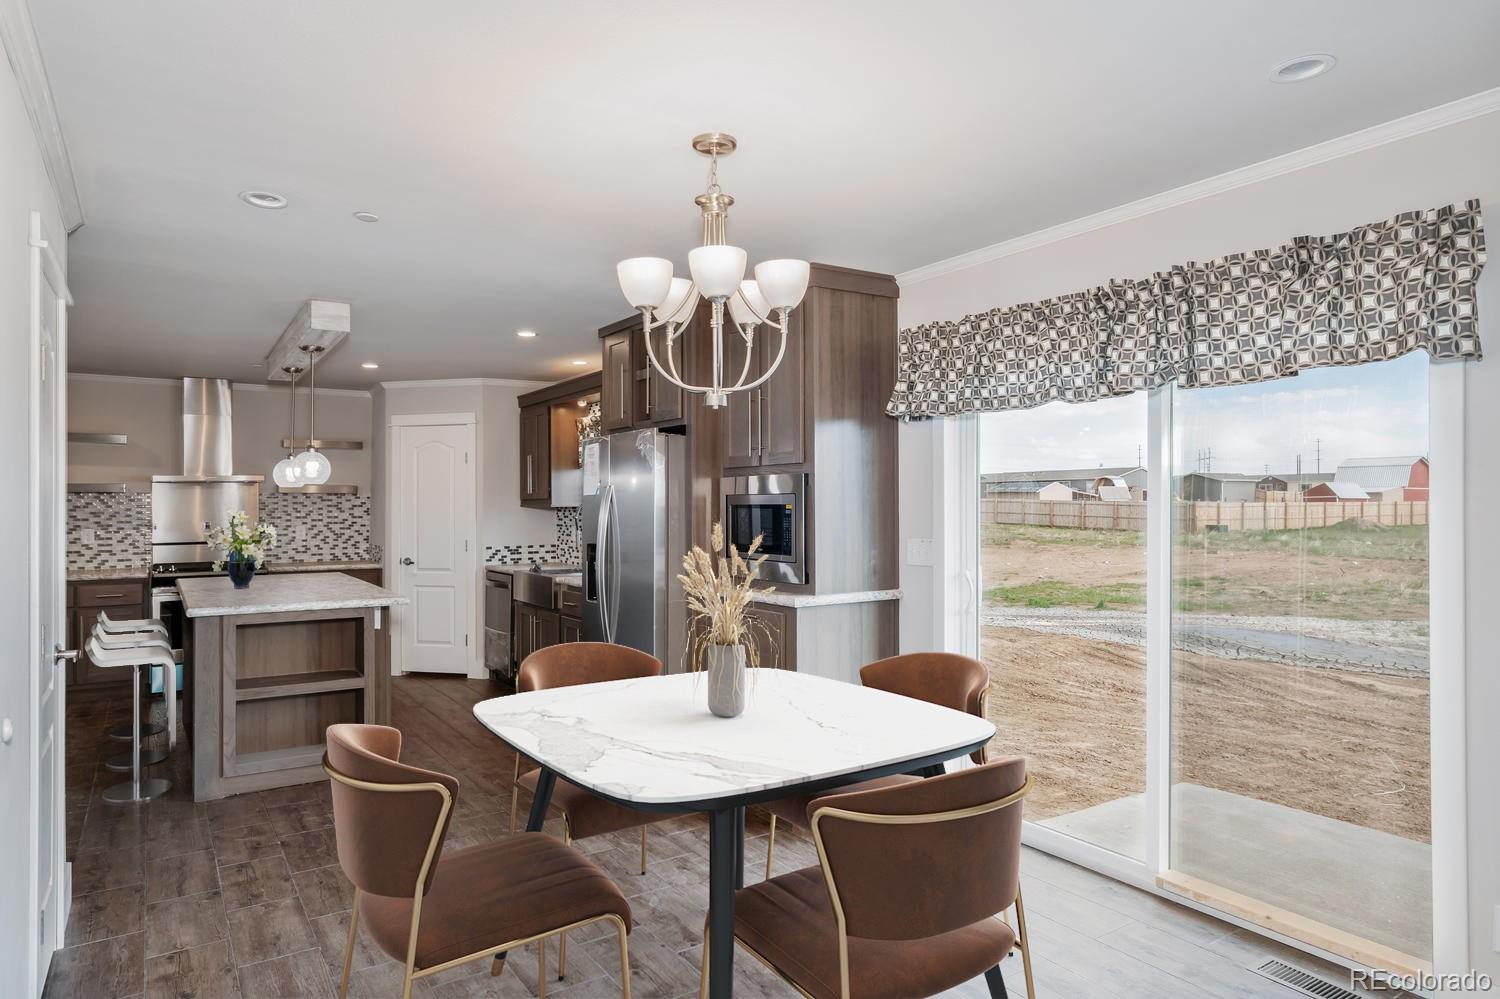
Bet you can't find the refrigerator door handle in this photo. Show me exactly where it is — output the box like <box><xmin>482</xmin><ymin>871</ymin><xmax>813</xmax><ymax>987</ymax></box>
<box><xmin>605</xmin><ymin>483</ymin><xmax>623</xmax><ymax>643</ymax></box>
<box><xmin>595</xmin><ymin>483</ymin><xmax>613</xmax><ymax>642</ymax></box>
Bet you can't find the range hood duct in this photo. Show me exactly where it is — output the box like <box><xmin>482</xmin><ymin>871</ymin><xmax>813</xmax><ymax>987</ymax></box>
<box><xmin>151</xmin><ymin>378</ymin><xmax>262</xmax><ymax>484</ymax></box>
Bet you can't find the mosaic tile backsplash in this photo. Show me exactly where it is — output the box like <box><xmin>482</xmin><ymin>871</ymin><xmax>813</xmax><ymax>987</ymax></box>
<box><xmin>67</xmin><ymin>492</ymin><xmax>152</xmax><ymax>570</ymax></box>
<box><xmin>258</xmin><ymin>493</ymin><xmax>376</xmax><ymax>563</ymax></box>
<box><xmin>485</xmin><ymin>507</ymin><xmax>582</xmax><ymax>565</ymax></box>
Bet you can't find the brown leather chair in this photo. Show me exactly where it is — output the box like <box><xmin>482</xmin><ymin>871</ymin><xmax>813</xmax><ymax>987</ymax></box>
<box><xmin>509</xmin><ymin>641</ymin><xmax>683</xmax><ymax>979</ymax></box>
<box><xmin>705</xmin><ymin>758</ymin><xmax>1034</xmax><ymax>999</ymax></box>
<box><xmin>324</xmin><ymin>724</ymin><xmax>632</xmax><ymax>999</ymax></box>
<box><xmin>762</xmin><ymin>652</ymin><xmax>991</xmax><ymax>877</ymax></box>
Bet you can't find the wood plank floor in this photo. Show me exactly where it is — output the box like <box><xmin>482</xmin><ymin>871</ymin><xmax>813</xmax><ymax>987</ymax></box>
<box><xmin>50</xmin><ymin>674</ymin><xmax>1366</xmax><ymax>998</ymax></box>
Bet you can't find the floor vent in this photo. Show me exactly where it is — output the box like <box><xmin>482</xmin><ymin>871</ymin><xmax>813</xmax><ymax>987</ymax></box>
<box><xmin>1249</xmin><ymin>959</ymin><xmax>1371</xmax><ymax>999</ymax></box>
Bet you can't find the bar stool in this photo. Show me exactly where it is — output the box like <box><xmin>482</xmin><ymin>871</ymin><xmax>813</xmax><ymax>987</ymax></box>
<box><xmin>92</xmin><ymin>627</ymin><xmax>178</xmax><ymax>764</ymax></box>
<box><xmin>98</xmin><ymin>611</ymin><xmax>169</xmax><ymax>743</ymax></box>
<box><xmin>85</xmin><ymin>635</ymin><xmax>175</xmax><ymax>804</ymax></box>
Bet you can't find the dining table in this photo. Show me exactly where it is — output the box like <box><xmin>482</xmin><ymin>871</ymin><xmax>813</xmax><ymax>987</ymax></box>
<box><xmin>473</xmin><ymin>667</ymin><xmax>997</xmax><ymax>998</ymax></box>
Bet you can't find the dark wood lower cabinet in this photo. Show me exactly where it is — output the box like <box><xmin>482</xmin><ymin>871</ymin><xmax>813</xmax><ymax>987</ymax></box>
<box><xmin>561</xmin><ymin>615</ymin><xmax>581</xmax><ymax>644</ymax></box>
<box><xmin>746</xmin><ymin>604</ymin><xmax>796</xmax><ymax>670</ymax></box>
<box><xmin>515</xmin><ymin>601</ymin><xmax>580</xmax><ymax>664</ymax></box>
<box><xmin>67</xmin><ymin>578</ymin><xmax>147</xmax><ymax>687</ymax></box>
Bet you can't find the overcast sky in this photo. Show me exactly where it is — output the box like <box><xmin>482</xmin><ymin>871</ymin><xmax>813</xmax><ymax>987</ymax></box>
<box><xmin>978</xmin><ymin>353</ymin><xmax>1429</xmax><ymax>476</ymax></box>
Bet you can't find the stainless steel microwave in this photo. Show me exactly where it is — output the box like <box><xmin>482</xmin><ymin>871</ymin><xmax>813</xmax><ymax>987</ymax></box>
<box><xmin>721</xmin><ymin>473</ymin><xmax>807</xmax><ymax>585</ymax></box>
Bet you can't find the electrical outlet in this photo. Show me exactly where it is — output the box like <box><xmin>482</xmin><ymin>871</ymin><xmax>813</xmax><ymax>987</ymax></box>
<box><xmin>80</xmin><ymin>528</ymin><xmax>96</xmax><ymax>545</ymax></box>
<box><xmin>906</xmin><ymin>537</ymin><xmax>935</xmax><ymax>567</ymax></box>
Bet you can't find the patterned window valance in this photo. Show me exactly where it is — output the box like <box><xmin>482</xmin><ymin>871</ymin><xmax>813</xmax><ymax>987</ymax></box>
<box><xmin>886</xmin><ymin>199</ymin><xmax>1486</xmax><ymax>419</ymax></box>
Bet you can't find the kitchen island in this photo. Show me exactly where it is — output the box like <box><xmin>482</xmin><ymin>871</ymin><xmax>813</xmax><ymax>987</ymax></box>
<box><xmin>178</xmin><ymin>572</ymin><xmax>406</xmax><ymax>800</ymax></box>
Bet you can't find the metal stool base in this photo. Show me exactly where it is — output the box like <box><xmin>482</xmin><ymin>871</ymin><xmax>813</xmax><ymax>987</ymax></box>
<box><xmin>108</xmin><ymin>721</ymin><xmax>164</xmax><ymax>741</ymax></box>
<box><xmin>106</xmin><ymin>748</ymin><xmax>167</xmax><ymax>772</ymax></box>
<box><xmin>102</xmin><ymin>777</ymin><xmax>172</xmax><ymax>805</ymax></box>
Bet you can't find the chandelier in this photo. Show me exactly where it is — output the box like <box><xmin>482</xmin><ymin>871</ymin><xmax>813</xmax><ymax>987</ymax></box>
<box><xmin>616</xmin><ymin>133</ymin><xmax>809</xmax><ymax>408</ymax></box>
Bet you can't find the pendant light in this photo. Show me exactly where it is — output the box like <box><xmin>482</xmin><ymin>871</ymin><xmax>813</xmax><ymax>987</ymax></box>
<box><xmin>292</xmin><ymin>345</ymin><xmax>332</xmax><ymax>485</ymax></box>
<box><xmin>271</xmin><ymin>364</ymin><xmax>304</xmax><ymax>488</ymax></box>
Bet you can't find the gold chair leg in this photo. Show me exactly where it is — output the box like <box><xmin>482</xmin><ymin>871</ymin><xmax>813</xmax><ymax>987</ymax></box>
<box><xmin>697</xmin><ymin>922</ymin><xmax>709</xmax><ymax>999</ymax></box>
<box><xmin>558</xmin><ymin>826</ymin><xmax>571</xmax><ymax>980</ymax></box>
<box><xmin>765</xmin><ymin>814</ymin><xmax>777</xmax><ymax>880</ymax></box>
<box><xmin>339</xmin><ymin>889</ymin><xmax>360</xmax><ymax>999</ymax></box>
<box><xmin>538</xmin><ymin>935</ymin><xmax>547</xmax><ymax>999</ymax></box>
<box><xmin>639</xmin><ymin>825</ymin><xmax>648</xmax><ymax>875</ymax></box>
<box><xmin>490</xmin><ymin>954</ymin><xmax>506</xmax><ymax>976</ymax></box>
<box><xmin>614</xmin><ymin>915</ymin><xmax>633</xmax><ymax>999</ymax></box>
<box><xmin>1015</xmin><ymin>882</ymin><xmax>1037</xmax><ymax>998</ymax></box>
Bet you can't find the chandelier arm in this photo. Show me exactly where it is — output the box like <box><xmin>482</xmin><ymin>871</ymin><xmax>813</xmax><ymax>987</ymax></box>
<box><xmin>727</xmin><ymin>328</ymin><xmax>757</xmax><ymax>389</ymax></box>
<box><xmin>642</xmin><ymin>285</ymin><xmax>701</xmax><ymax>334</ymax></box>
<box><xmin>730</xmin><ymin>316</ymin><xmax>789</xmax><ymax>393</ymax></box>
<box><xmin>640</xmin><ymin>311</ymin><xmax>702</xmax><ymax>394</ymax></box>
<box><xmin>664</xmin><ymin>326</ymin><xmax>685</xmax><ymax>384</ymax></box>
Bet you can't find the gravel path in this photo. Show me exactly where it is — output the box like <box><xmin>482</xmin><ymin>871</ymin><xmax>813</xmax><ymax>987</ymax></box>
<box><xmin>981</xmin><ymin>606</ymin><xmax>1428</xmax><ymax>676</ymax></box>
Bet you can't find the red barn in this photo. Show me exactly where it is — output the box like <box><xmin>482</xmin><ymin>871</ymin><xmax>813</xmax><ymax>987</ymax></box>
<box><xmin>1333</xmin><ymin>456</ymin><xmax>1429</xmax><ymax>502</ymax></box>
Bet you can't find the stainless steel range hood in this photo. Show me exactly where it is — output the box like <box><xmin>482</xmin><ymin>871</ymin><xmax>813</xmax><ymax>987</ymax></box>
<box><xmin>151</xmin><ymin>378</ymin><xmax>263</xmax><ymax>564</ymax></box>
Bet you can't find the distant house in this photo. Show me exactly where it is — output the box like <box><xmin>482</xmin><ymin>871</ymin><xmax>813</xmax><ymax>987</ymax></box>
<box><xmin>1305</xmin><ymin>481</ymin><xmax>1371</xmax><ymax>502</ymax></box>
<box><xmin>1279</xmin><ymin>471</ymin><xmax>1337</xmax><ymax>494</ymax></box>
<box><xmin>1254</xmin><ymin>475</ymin><xmax>1289</xmax><ymax>499</ymax></box>
<box><xmin>1038</xmin><ymin>481</ymin><xmax>1092</xmax><ymax>502</ymax></box>
<box><xmin>981</xmin><ymin>465</ymin><xmax>1146</xmax><ymax>497</ymax></box>
<box><xmin>1177</xmin><ymin>472</ymin><xmax>1266</xmax><ymax>502</ymax></box>
<box><xmin>1334</xmin><ymin>456</ymin><xmax>1430</xmax><ymax>501</ymax></box>
<box><xmin>1097</xmin><ymin>485</ymin><xmax>1133</xmax><ymax>502</ymax></box>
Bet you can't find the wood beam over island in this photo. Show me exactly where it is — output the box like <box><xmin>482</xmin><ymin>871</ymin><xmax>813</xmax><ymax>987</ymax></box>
<box><xmin>177</xmin><ymin>572</ymin><xmax>407</xmax><ymax>800</ymax></box>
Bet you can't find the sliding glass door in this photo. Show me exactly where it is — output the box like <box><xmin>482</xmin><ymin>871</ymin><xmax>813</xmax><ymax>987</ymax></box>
<box><xmin>978</xmin><ymin>394</ymin><xmax>1148</xmax><ymax>861</ymax></box>
<box><xmin>975</xmin><ymin>352</ymin><xmax>1435</xmax><ymax>966</ymax></box>
<box><xmin>1167</xmin><ymin>354</ymin><xmax>1432</xmax><ymax>965</ymax></box>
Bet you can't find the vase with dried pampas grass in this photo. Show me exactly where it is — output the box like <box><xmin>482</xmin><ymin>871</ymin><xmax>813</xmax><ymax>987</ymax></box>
<box><xmin>679</xmin><ymin>522</ymin><xmax>774</xmax><ymax>718</ymax></box>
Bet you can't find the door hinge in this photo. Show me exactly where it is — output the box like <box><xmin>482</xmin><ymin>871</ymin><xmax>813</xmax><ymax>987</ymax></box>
<box><xmin>465</xmin><ymin>634</ymin><xmax>469</xmax><ymax>647</ymax></box>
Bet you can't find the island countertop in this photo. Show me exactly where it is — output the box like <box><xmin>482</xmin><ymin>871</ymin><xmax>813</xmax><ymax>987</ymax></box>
<box><xmin>177</xmin><ymin>572</ymin><xmax>407</xmax><ymax>618</ymax></box>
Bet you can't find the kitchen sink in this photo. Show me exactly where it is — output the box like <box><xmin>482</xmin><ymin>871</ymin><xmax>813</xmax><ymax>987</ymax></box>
<box><xmin>529</xmin><ymin>564</ymin><xmax>580</xmax><ymax>575</ymax></box>
<box><xmin>514</xmin><ymin>565</ymin><xmax>581</xmax><ymax>607</ymax></box>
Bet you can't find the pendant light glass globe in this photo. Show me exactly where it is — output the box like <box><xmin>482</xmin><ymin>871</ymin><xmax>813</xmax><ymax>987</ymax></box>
<box><xmin>293</xmin><ymin>448</ymin><xmax>331</xmax><ymax>485</ymax></box>
<box><xmin>272</xmin><ymin>456</ymin><xmax>302</xmax><ymax>488</ymax></box>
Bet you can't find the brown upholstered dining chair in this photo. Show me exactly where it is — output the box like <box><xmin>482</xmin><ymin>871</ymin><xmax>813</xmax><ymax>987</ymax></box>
<box><xmin>324</xmin><ymin>724</ymin><xmax>632</xmax><ymax>999</ymax></box>
<box><xmin>704</xmin><ymin>757</ymin><xmax>1034</xmax><ymax>999</ymax></box>
<box><xmin>762</xmin><ymin>651</ymin><xmax>991</xmax><ymax>877</ymax></box>
<box><xmin>509</xmin><ymin>641</ymin><xmax>684</xmax><ymax>979</ymax></box>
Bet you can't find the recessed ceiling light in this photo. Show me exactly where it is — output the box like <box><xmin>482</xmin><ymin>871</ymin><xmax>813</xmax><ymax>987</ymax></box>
<box><xmin>360</xmin><ymin>362</ymin><xmax>380</xmax><ymax>369</ymax></box>
<box><xmin>570</xmin><ymin>359</ymin><xmax>588</xmax><ymax>366</ymax></box>
<box><xmin>1270</xmin><ymin>54</ymin><xmax>1336</xmax><ymax>84</ymax></box>
<box><xmin>577</xmin><ymin>398</ymin><xmax>588</xmax><ymax>407</ymax></box>
<box><xmin>353</xmin><ymin>211</ymin><xmax>380</xmax><ymax>223</ymax></box>
<box><xmin>516</xmin><ymin>330</ymin><xmax>537</xmax><ymax>339</ymax></box>
<box><xmin>239</xmin><ymin>190</ymin><xmax>288</xmax><ymax>210</ymax></box>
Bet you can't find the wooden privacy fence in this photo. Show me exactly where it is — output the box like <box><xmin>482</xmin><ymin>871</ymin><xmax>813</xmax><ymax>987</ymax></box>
<box><xmin>982</xmin><ymin>498</ymin><xmax>1428</xmax><ymax>533</ymax></box>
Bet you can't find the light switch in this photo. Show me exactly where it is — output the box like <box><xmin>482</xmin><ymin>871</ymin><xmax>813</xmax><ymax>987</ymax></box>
<box><xmin>80</xmin><ymin>528</ymin><xmax>96</xmax><ymax>545</ymax></box>
<box><xmin>906</xmin><ymin>537</ymin><xmax>935</xmax><ymax>566</ymax></box>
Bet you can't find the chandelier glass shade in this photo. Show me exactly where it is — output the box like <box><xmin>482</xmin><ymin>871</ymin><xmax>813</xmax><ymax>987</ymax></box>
<box><xmin>616</xmin><ymin>133</ymin><xmax>809</xmax><ymax>408</ymax></box>
<box><xmin>291</xmin><ymin>345</ymin><xmax>332</xmax><ymax>485</ymax></box>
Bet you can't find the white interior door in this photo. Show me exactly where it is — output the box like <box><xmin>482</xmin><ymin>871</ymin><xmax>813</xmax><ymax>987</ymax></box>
<box><xmin>29</xmin><ymin>212</ymin><xmax>68</xmax><ymax>991</ymax></box>
<box><xmin>394</xmin><ymin>421</ymin><xmax>476</xmax><ymax>674</ymax></box>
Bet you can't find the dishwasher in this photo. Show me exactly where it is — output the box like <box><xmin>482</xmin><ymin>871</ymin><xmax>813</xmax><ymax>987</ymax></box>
<box><xmin>484</xmin><ymin>568</ymin><xmax>515</xmax><ymax>681</ymax></box>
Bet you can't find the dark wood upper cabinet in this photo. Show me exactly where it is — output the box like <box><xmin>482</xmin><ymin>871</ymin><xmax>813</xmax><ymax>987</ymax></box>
<box><xmin>601</xmin><ymin>328</ymin><xmax>633</xmax><ymax>431</ymax></box>
<box><xmin>721</xmin><ymin>308</ymin><xmax>805</xmax><ymax>469</ymax></box>
<box><xmin>722</xmin><ymin>327</ymin><xmax>761</xmax><ymax>470</ymax></box>
<box><xmin>519</xmin><ymin>404</ymin><xmax>550</xmax><ymax>504</ymax></box>
<box><xmin>644</xmin><ymin>322</ymin><xmax>684</xmax><ymax>424</ymax></box>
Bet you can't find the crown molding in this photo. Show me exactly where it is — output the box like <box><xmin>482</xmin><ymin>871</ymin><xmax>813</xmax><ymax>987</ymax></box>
<box><xmin>378</xmin><ymin>377</ymin><xmax>548</xmax><ymax>389</ymax></box>
<box><xmin>0</xmin><ymin>0</ymin><xmax>84</xmax><ymax>232</ymax></box>
<box><xmin>897</xmin><ymin>86</ymin><xmax>1500</xmax><ymax>287</ymax></box>
<box><xmin>231</xmin><ymin>381</ymin><xmax>370</xmax><ymax>398</ymax></box>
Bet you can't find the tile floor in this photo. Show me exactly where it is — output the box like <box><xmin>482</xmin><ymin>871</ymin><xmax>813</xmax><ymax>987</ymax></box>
<box><xmin>50</xmin><ymin>674</ymin><xmax>1369</xmax><ymax>998</ymax></box>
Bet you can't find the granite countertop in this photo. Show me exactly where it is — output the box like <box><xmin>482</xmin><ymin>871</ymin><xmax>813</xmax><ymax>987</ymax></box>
<box><xmin>178</xmin><ymin>573</ymin><xmax>407</xmax><ymax>618</ymax></box>
<box><xmin>747</xmin><ymin>588</ymin><xmax>903</xmax><ymax>609</ymax></box>
<box><xmin>68</xmin><ymin>566</ymin><xmax>151</xmax><ymax>582</ymax></box>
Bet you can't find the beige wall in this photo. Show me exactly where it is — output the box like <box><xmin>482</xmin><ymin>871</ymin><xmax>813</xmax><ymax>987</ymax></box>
<box><xmin>66</xmin><ymin>374</ymin><xmax>372</xmax><ymax>493</ymax></box>
<box><xmin>896</xmin><ymin>108</ymin><xmax>1500</xmax><ymax>975</ymax></box>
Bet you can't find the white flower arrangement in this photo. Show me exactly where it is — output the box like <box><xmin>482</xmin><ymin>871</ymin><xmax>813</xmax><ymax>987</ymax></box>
<box><xmin>207</xmin><ymin>509</ymin><xmax>277</xmax><ymax>571</ymax></box>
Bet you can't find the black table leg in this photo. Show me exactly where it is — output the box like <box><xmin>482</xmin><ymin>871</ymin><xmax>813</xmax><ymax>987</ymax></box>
<box><xmin>707</xmin><ymin>807</ymin><xmax>737</xmax><ymax>999</ymax></box>
<box><xmin>525</xmin><ymin>767</ymin><xmax>556</xmax><ymax>832</ymax></box>
<box><xmin>733</xmin><ymin>806</ymin><xmax>746</xmax><ymax>889</ymax></box>
<box><xmin>984</xmin><ymin>964</ymin><xmax>1010</xmax><ymax>997</ymax></box>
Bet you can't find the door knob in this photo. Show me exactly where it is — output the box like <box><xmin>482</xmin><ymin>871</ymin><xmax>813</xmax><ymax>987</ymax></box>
<box><xmin>54</xmin><ymin>644</ymin><xmax>78</xmax><ymax>664</ymax></box>
<box><xmin>400</xmin><ymin>557</ymin><xmax>415</xmax><ymax>566</ymax></box>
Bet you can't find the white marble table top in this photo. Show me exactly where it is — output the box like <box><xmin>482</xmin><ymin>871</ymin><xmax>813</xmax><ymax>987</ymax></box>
<box><xmin>472</xmin><ymin>669</ymin><xmax>995</xmax><ymax>807</ymax></box>
<box><xmin>178</xmin><ymin>572</ymin><xmax>407</xmax><ymax>618</ymax></box>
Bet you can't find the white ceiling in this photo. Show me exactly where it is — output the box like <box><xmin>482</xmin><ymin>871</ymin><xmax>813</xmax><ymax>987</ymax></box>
<box><xmin>31</xmin><ymin>0</ymin><xmax>1500</xmax><ymax>387</ymax></box>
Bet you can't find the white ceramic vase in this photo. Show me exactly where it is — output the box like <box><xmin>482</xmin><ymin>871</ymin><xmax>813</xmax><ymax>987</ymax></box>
<box><xmin>705</xmin><ymin>643</ymin><xmax>747</xmax><ymax>718</ymax></box>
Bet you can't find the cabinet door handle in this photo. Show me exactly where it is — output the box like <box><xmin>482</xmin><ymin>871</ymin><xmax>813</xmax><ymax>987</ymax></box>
<box><xmin>747</xmin><ymin>389</ymin><xmax>755</xmax><ymax>458</ymax></box>
<box><xmin>526</xmin><ymin>455</ymin><xmax>534</xmax><ymax>494</ymax></box>
<box><xmin>618</xmin><ymin>368</ymin><xmax>627</xmax><ymax>420</ymax></box>
<box><xmin>761</xmin><ymin>391</ymin><xmax>770</xmax><ymax>457</ymax></box>
<box><xmin>91</xmin><ymin>593</ymin><xmax>125</xmax><ymax>600</ymax></box>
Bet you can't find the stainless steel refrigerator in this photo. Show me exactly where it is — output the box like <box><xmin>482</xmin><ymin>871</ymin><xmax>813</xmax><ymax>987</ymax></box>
<box><xmin>582</xmin><ymin>429</ymin><xmax>688</xmax><ymax>669</ymax></box>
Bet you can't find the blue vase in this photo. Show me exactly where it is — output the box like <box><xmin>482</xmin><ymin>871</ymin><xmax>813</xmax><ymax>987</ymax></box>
<box><xmin>226</xmin><ymin>553</ymin><xmax>256</xmax><ymax>589</ymax></box>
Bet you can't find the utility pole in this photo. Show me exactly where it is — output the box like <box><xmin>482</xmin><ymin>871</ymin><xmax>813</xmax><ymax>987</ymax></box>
<box><xmin>1315</xmin><ymin>438</ymin><xmax>1322</xmax><ymax>474</ymax></box>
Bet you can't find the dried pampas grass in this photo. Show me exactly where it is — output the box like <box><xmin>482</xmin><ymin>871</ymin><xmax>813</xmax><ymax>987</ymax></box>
<box><xmin>680</xmin><ymin>522</ymin><xmax>776</xmax><ymax>671</ymax></box>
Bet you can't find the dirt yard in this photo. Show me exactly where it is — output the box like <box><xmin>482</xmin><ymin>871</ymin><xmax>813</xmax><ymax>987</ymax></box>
<box><xmin>981</xmin><ymin>627</ymin><xmax>1432</xmax><ymax>842</ymax></box>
